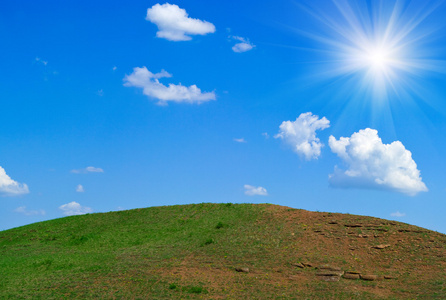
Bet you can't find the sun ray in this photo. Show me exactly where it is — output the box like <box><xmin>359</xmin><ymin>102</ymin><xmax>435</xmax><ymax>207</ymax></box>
<box><xmin>298</xmin><ymin>0</ymin><xmax>446</xmax><ymax>114</ymax></box>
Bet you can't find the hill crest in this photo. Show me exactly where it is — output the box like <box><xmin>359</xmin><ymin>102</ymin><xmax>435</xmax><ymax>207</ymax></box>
<box><xmin>1</xmin><ymin>203</ymin><xmax>445</xmax><ymax>299</ymax></box>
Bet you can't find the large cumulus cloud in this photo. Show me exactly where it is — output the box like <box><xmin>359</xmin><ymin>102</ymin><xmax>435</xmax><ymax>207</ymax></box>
<box><xmin>328</xmin><ymin>128</ymin><xmax>427</xmax><ymax>196</ymax></box>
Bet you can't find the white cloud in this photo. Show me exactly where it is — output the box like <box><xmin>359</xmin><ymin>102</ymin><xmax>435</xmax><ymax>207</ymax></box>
<box><xmin>390</xmin><ymin>211</ymin><xmax>406</xmax><ymax>217</ymax></box>
<box><xmin>329</xmin><ymin>128</ymin><xmax>428</xmax><ymax>196</ymax></box>
<box><xmin>231</xmin><ymin>36</ymin><xmax>255</xmax><ymax>53</ymax></box>
<box><xmin>97</xmin><ymin>89</ymin><xmax>104</xmax><ymax>96</ymax></box>
<box><xmin>0</xmin><ymin>166</ymin><xmax>29</xmax><ymax>196</ymax></box>
<box><xmin>234</xmin><ymin>138</ymin><xmax>247</xmax><ymax>143</ymax></box>
<box><xmin>71</xmin><ymin>166</ymin><xmax>104</xmax><ymax>174</ymax></box>
<box><xmin>59</xmin><ymin>201</ymin><xmax>93</xmax><ymax>216</ymax></box>
<box><xmin>112</xmin><ymin>66</ymin><xmax>117</xmax><ymax>71</ymax></box>
<box><xmin>244</xmin><ymin>185</ymin><xmax>268</xmax><ymax>196</ymax></box>
<box><xmin>275</xmin><ymin>112</ymin><xmax>330</xmax><ymax>160</ymax></box>
<box><xmin>123</xmin><ymin>66</ymin><xmax>216</xmax><ymax>105</ymax></box>
<box><xmin>14</xmin><ymin>206</ymin><xmax>45</xmax><ymax>216</ymax></box>
<box><xmin>146</xmin><ymin>3</ymin><xmax>215</xmax><ymax>41</ymax></box>
<box><xmin>262</xmin><ymin>132</ymin><xmax>270</xmax><ymax>139</ymax></box>
<box><xmin>76</xmin><ymin>184</ymin><xmax>84</xmax><ymax>193</ymax></box>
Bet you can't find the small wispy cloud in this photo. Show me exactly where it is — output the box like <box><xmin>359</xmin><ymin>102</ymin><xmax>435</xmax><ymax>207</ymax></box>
<box><xmin>234</xmin><ymin>138</ymin><xmax>247</xmax><ymax>143</ymax></box>
<box><xmin>390</xmin><ymin>211</ymin><xmax>406</xmax><ymax>217</ymax></box>
<box><xmin>35</xmin><ymin>57</ymin><xmax>48</xmax><ymax>66</ymax></box>
<box><xmin>97</xmin><ymin>89</ymin><xmax>104</xmax><ymax>96</ymax></box>
<box><xmin>71</xmin><ymin>166</ymin><xmax>104</xmax><ymax>174</ymax></box>
<box><xmin>244</xmin><ymin>184</ymin><xmax>268</xmax><ymax>196</ymax></box>
<box><xmin>112</xmin><ymin>66</ymin><xmax>117</xmax><ymax>71</ymax></box>
<box><xmin>262</xmin><ymin>132</ymin><xmax>269</xmax><ymax>139</ymax></box>
<box><xmin>59</xmin><ymin>201</ymin><xmax>93</xmax><ymax>216</ymax></box>
<box><xmin>76</xmin><ymin>184</ymin><xmax>84</xmax><ymax>193</ymax></box>
<box><xmin>124</xmin><ymin>67</ymin><xmax>216</xmax><ymax>105</ymax></box>
<box><xmin>35</xmin><ymin>57</ymin><xmax>58</xmax><ymax>81</ymax></box>
<box><xmin>231</xmin><ymin>36</ymin><xmax>255</xmax><ymax>53</ymax></box>
<box><xmin>14</xmin><ymin>206</ymin><xmax>45</xmax><ymax>216</ymax></box>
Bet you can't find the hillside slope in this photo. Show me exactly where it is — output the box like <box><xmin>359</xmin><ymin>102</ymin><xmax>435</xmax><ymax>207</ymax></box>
<box><xmin>1</xmin><ymin>203</ymin><xmax>445</xmax><ymax>299</ymax></box>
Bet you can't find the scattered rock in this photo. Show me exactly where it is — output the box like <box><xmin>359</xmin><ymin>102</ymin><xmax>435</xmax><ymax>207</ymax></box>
<box><xmin>344</xmin><ymin>224</ymin><xmax>363</xmax><ymax>228</ymax></box>
<box><xmin>317</xmin><ymin>275</ymin><xmax>341</xmax><ymax>282</ymax></box>
<box><xmin>343</xmin><ymin>273</ymin><xmax>360</xmax><ymax>280</ymax></box>
<box><xmin>302</xmin><ymin>262</ymin><xmax>314</xmax><ymax>268</ymax></box>
<box><xmin>372</xmin><ymin>244</ymin><xmax>391</xmax><ymax>249</ymax></box>
<box><xmin>398</xmin><ymin>229</ymin><xmax>424</xmax><ymax>233</ymax></box>
<box><xmin>235</xmin><ymin>267</ymin><xmax>249</xmax><ymax>273</ymax></box>
<box><xmin>318</xmin><ymin>265</ymin><xmax>342</xmax><ymax>271</ymax></box>
<box><xmin>291</xmin><ymin>262</ymin><xmax>305</xmax><ymax>268</ymax></box>
<box><xmin>345</xmin><ymin>271</ymin><xmax>361</xmax><ymax>274</ymax></box>
<box><xmin>364</xmin><ymin>224</ymin><xmax>380</xmax><ymax>227</ymax></box>
<box><xmin>360</xmin><ymin>274</ymin><xmax>378</xmax><ymax>281</ymax></box>
<box><xmin>328</xmin><ymin>221</ymin><xmax>338</xmax><ymax>224</ymax></box>
<box><xmin>384</xmin><ymin>275</ymin><xmax>397</xmax><ymax>280</ymax></box>
<box><xmin>358</xmin><ymin>234</ymin><xmax>369</xmax><ymax>238</ymax></box>
<box><xmin>317</xmin><ymin>270</ymin><xmax>344</xmax><ymax>277</ymax></box>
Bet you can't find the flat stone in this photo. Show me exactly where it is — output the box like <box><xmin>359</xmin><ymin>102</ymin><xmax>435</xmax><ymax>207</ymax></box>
<box><xmin>372</xmin><ymin>244</ymin><xmax>391</xmax><ymax>249</ymax></box>
<box><xmin>235</xmin><ymin>267</ymin><xmax>249</xmax><ymax>273</ymax></box>
<box><xmin>292</xmin><ymin>262</ymin><xmax>305</xmax><ymax>268</ymax></box>
<box><xmin>317</xmin><ymin>275</ymin><xmax>341</xmax><ymax>282</ymax></box>
<box><xmin>317</xmin><ymin>270</ymin><xmax>344</xmax><ymax>277</ymax></box>
<box><xmin>302</xmin><ymin>262</ymin><xmax>314</xmax><ymax>268</ymax></box>
<box><xmin>318</xmin><ymin>265</ymin><xmax>342</xmax><ymax>271</ymax></box>
<box><xmin>345</xmin><ymin>271</ymin><xmax>361</xmax><ymax>274</ymax></box>
<box><xmin>343</xmin><ymin>273</ymin><xmax>360</xmax><ymax>279</ymax></box>
<box><xmin>361</xmin><ymin>274</ymin><xmax>378</xmax><ymax>281</ymax></box>
<box><xmin>344</xmin><ymin>224</ymin><xmax>363</xmax><ymax>228</ymax></box>
<box><xmin>384</xmin><ymin>275</ymin><xmax>397</xmax><ymax>280</ymax></box>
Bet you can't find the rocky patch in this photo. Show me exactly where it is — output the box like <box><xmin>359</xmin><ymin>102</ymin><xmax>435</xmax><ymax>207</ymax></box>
<box><xmin>235</xmin><ymin>267</ymin><xmax>249</xmax><ymax>273</ymax></box>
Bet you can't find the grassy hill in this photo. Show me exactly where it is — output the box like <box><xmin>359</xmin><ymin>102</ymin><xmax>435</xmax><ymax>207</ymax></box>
<box><xmin>1</xmin><ymin>203</ymin><xmax>445</xmax><ymax>299</ymax></box>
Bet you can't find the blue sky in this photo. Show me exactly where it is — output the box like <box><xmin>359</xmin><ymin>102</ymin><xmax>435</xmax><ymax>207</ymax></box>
<box><xmin>2</xmin><ymin>0</ymin><xmax>446</xmax><ymax>233</ymax></box>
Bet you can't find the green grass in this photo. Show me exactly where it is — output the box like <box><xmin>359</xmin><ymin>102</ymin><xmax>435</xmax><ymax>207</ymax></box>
<box><xmin>0</xmin><ymin>203</ymin><xmax>271</xmax><ymax>298</ymax></box>
<box><xmin>0</xmin><ymin>203</ymin><xmax>445</xmax><ymax>299</ymax></box>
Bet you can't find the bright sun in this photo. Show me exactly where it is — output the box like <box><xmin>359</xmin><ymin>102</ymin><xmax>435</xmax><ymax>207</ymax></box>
<box><xmin>367</xmin><ymin>47</ymin><xmax>391</xmax><ymax>70</ymax></box>
<box><xmin>304</xmin><ymin>0</ymin><xmax>443</xmax><ymax>103</ymax></box>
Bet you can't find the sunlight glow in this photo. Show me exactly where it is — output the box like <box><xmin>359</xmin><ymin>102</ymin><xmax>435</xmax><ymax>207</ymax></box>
<box><xmin>367</xmin><ymin>47</ymin><xmax>391</xmax><ymax>70</ymax></box>
<box><xmin>303</xmin><ymin>0</ymin><xmax>445</xmax><ymax>105</ymax></box>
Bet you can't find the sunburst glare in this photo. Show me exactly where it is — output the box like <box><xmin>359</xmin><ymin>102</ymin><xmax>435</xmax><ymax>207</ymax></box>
<box><xmin>300</xmin><ymin>0</ymin><xmax>446</xmax><ymax>109</ymax></box>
